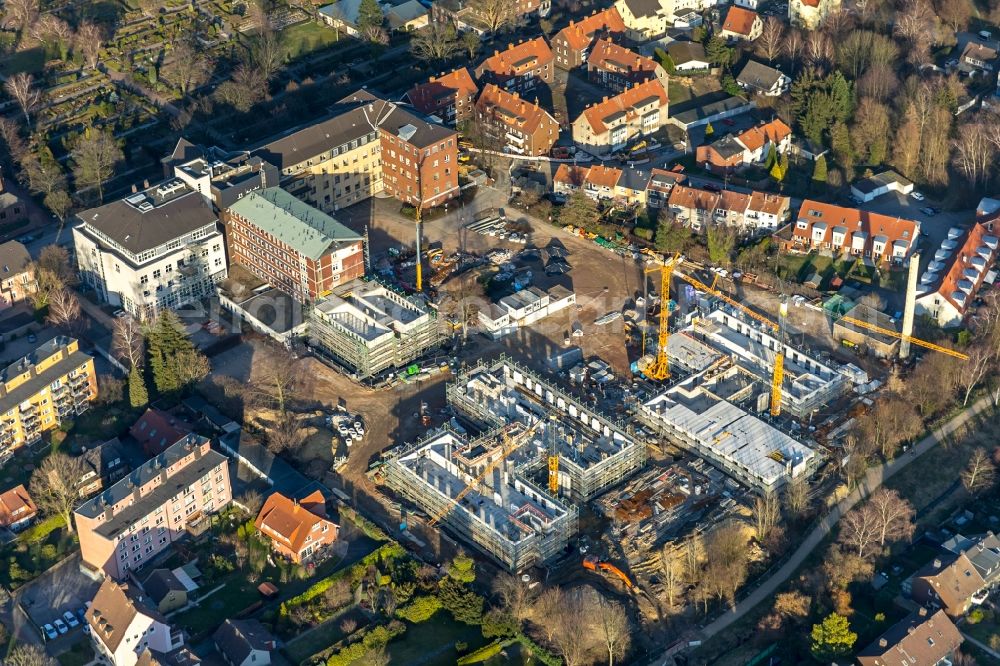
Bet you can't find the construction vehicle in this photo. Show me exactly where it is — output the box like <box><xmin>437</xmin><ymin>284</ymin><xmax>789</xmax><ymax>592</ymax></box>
<box><xmin>582</xmin><ymin>556</ymin><xmax>634</xmax><ymax>590</ymax></box>
<box><xmin>427</xmin><ymin>418</ymin><xmax>545</xmax><ymax>528</ymax></box>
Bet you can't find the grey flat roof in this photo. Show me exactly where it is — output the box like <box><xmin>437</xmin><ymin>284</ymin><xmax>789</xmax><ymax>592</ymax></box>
<box><xmin>671</xmin><ymin>95</ymin><xmax>752</xmax><ymax>124</ymax></box>
<box><xmin>227</xmin><ymin>187</ymin><xmax>361</xmax><ymax>261</ymax></box>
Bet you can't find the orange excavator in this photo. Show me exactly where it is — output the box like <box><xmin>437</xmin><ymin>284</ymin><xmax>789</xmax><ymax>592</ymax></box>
<box><xmin>582</xmin><ymin>556</ymin><xmax>634</xmax><ymax>590</ymax></box>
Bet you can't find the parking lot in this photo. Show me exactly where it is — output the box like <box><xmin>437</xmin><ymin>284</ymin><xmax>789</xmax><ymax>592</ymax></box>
<box><xmin>17</xmin><ymin>553</ymin><xmax>99</xmax><ymax>650</ymax></box>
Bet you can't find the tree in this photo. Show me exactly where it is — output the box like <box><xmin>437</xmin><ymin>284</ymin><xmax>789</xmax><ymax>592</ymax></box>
<box><xmin>559</xmin><ymin>191</ymin><xmax>601</xmax><ymax>232</ymax></box>
<box><xmin>46</xmin><ymin>287</ymin><xmax>81</xmax><ymax>332</ymax></box>
<box><xmin>363</xmin><ymin>646</ymin><xmax>390</xmax><ymax>666</ymax></box>
<box><xmin>5</xmin><ymin>73</ymin><xmax>41</xmax><ymax>128</ymax></box>
<box><xmin>215</xmin><ymin>64</ymin><xmax>266</xmax><ymax>112</ymax></box>
<box><xmin>770</xmin><ymin>156</ymin><xmax>786</xmax><ymax>182</ymax></box>
<box><xmin>239</xmin><ymin>489</ymin><xmax>265</xmax><ymax>517</ymax></box>
<box><xmin>356</xmin><ymin>0</ymin><xmax>384</xmax><ymax>34</ymax></box>
<box><xmin>164</xmin><ymin>40</ymin><xmax>214</xmax><ymax>96</ymax></box>
<box><xmin>71</xmin><ymin>129</ymin><xmax>123</xmax><ymax>204</ymax></box>
<box><xmin>704</xmin><ymin>121</ymin><xmax>714</xmax><ymax>137</ymax></box>
<box><xmin>764</xmin><ymin>144</ymin><xmax>777</xmax><ymax>170</ymax></box>
<box><xmin>701</xmin><ymin>522</ymin><xmax>748</xmax><ymax>609</ymax></box>
<box><xmin>659</xmin><ymin>543</ymin><xmax>684</xmax><ymax>610</ymax></box>
<box><xmin>957</xmin><ymin>346</ymin><xmax>993</xmax><ymax>406</ymax></box>
<box><xmin>851</xmin><ymin>98</ymin><xmax>891</xmax><ymax>165</ymax></box>
<box><xmin>659</xmin><ymin>51</ymin><xmax>676</xmax><ymax>74</ymax></box>
<box><xmin>146</xmin><ymin>310</ymin><xmax>209</xmax><ymax>395</ymax></box>
<box><xmin>655</xmin><ymin>214</ymin><xmax>692</xmax><ymax>253</ymax></box>
<box><xmin>448</xmin><ymin>552</ymin><xmax>476</xmax><ymax>583</ymax></box>
<box><xmin>597</xmin><ymin>598</ymin><xmax>630</xmax><ymax>666</ymax></box>
<box><xmin>246</xmin><ymin>346</ymin><xmax>301</xmax><ymax>415</ymax></box>
<box><xmin>757</xmin><ymin>16</ymin><xmax>784</xmax><ymax>62</ymax></box>
<box><xmin>773</xmin><ymin>591</ymin><xmax>811</xmax><ymax>622</ymax></box>
<box><xmin>830</xmin><ymin>121</ymin><xmax>853</xmax><ymax>175</ymax></box>
<box><xmin>752</xmin><ymin>489</ymin><xmax>780</xmax><ymax>542</ymax></box>
<box><xmin>532</xmin><ymin>587</ymin><xmax>564</xmax><ymax>643</ymax></box>
<box><xmin>706</xmin><ymin>35</ymin><xmax>732</xmax><ymax>66</ymax></box>
<box><xmin>935</xmin><ymin>0</ymin><xmax>971</xmax><ymax>32</ymax></box>
<box><xmin>962</xmin><ymin>448</ymin><xmax>996</xmax><ymax>495</ymax></box>
<box><xmin>29</xmin><ymin>453</ymin><xmax>85</xmax><ymax>532</ymax></box>
<box><xmin>128</xmin><ymin>364</ymin><xmax>149</xmax><ymax>409</ymax></box>
<box><xmin>492</xmin><ymin>572</ymin><xmax>535</xmax><ymax>624</ymax></box>
<box><xmin>839</xmin><ymin>502</ymin><xmax>880</xmax><ymax>559</ymax></box>
<box><xmin>75</xmin><ymin>22</ymin><xmax>104</xmax><ymax>70</ymax></box>
<box><xmin>31</xmin><ymin>14</ymin><xmax>72</xmax><ymax>60</ymax></box>
<box><xmin>785</xmin><ymin>475</ymin><xmax>810</xmax><ymax>517</ymax></box>
<box><xmin>461</xmin><ymin>30</ymin><xmax>480</xmax><ymax>59</ymax></box>
<box><xmin>469</xmin><ymin>0</ymin><xmax>515</xmax><ymax>33</ymax></box>
<box><xmin>266</xmin><ymin>413</ymin><xmax>304</xmax><ymax>455</ymax></box>
<box><xmin>550</xmin><ymin>588</ymin><xmax>603</xmax><ymax>666</ymax></box>
<box><xmin>811</xmin><ymin>613</ymin><xmax>857</xmax><ymax>660</ymax></box>
<box><xmin>868</xmin><ymin>489</ymin><xmax>915</xmax><ymax>548</ymax></box>
<box><xmin>113</xmin><ymin>316</ymin><xmax>145</xmax><ymax>370</ymax></box>
<box><xmin>410</xmin><ymin>23</ymin><xmax>460</xmax><ymax>63</ymax></box>
<box><xmin>952</xmin><ymin>119</ymin><xmax>995</xmax><ymax>190</ymax></box>
<box><xmin>5</xmin><ymin>644</ymin><xmax>55</xmax><ymax>666</ymax></box>
<box><xmin>707</xmin><ymin>224</ymin><xmax>736</xmax><ymax>267</ymax></box>
<box><xmin>44</xmin><ymin>189</ymin><xmax>73</xmax><ymax>236</ymax></box>
<box><xmin>811</xmin><ymin>154</ymin><xmax>828</xmax><ymax>186</ymax></box>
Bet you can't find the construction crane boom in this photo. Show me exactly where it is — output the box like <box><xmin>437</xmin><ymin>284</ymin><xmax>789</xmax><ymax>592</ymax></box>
<box><xmin>643</xmin><ymin>252</ymin><xmax>681</xmax><ymax>380</ymax></box>
<box><xmin>427</xmin><ymin>418</ymin><xmax>545</xmax><ymax>528</ymax></box>
<box><xmin>839</xmin><ymin>316</ymin><xmax>970</xmax><ymax>360</ymax></box>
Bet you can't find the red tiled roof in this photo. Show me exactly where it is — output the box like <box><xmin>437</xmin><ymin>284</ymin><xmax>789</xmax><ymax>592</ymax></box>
<box><xmin>586</xmin><ymin>164</ymin><xmax>622</xmax><ymax>189</ymax></box>
<box><xmin>406</xmin><ymin>68</ymin><xmax>478</xmax><ymax>112</ymax></box>
<box><xmin>719</xmin><ymin>189</ymin><xmax>751</xmax><ymax>213</ymax></box>
<box><xmin>0</xmin><ymin>484</ymin><xmax>36</xmax><ymax>527</ymax></box>
<box><xmin>255</xmin><ymin>490</ymin><xmax>334</xmax><ymax>555</ymax></box>
<box><xmin>553</xmin><ymin>164</ymin><xmax>589</xmax><ymax>186</ymax></box>
<box><xmin>648</xmin><ymin>167</ymin><xmax>687</xmax><ymax>191</ymax></box>
<box><xmin>130</xmin><ymin>408</ymin><xmax>192</xmax><ymax>456</ymax></box>
<box><xmin>580</xmin><ymin>78</ymin><xmax>668</xmax><ymax>134</ymax></box>
<box><xmin>476</xmin><ymin>84</ymin><xmax>556</xmax><ymax>136</ymax></box>
<box><xmin>556</xmin><ymin>8</ymin><xmax>626</xmax><ymax>51</ymax></box>
<box><xmin>722</xmin><ymin>6</ymin><xmax>760</xmax><ymax>36</ymax></box>
<box><xmin>477</xmin><ymin>37</ymin><xmax>553</xmax><ymax>78</ymax></box>
<box><xmin>792</xmin><ymin>199</ymin><xmax>919</xmax><ymax>257</ymax></box>
<box><xmin>587</xmin><ymin>38</ymin><xmax>659</xmax><ymax>76</ymax></box>
<box><xmin>929</xmin><ymin>222</ymin><xmax>997</xmax><ymax>315</ymax></box>
<box><xmin>668</xmin><ymin>184</ymin><xmax>722</xmax><ymax>211</ymax></box>
<box><xmin>736</xmin><ymin>118</ymin><xmax>792</xmax><ymax>152</ymax></box>
<box><xmin>748</xmin><ymin>191</ymin><xmax>790</xmax><ymax>216</ymax></box>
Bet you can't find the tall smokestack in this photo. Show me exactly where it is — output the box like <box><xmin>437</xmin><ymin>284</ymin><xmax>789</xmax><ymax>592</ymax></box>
<box><xmin>900</xmin><ymin>251</ymin><xmax>920</xmax><ymax>359</ymax></box>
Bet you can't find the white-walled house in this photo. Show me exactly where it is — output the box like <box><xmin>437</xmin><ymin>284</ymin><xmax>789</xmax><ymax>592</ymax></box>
<box><xmin>479</xmin><ymin>285</ymin><xmax>576</xmax><ymax>338</ymax></box>
<box><xmin>86</xmin><ymin>580</ymin><xmax>185</xmax><ymax>666</ymax></box>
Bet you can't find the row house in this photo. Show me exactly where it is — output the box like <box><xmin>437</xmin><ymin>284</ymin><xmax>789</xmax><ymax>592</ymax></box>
<box><xmin>646</xmin><ymin>168</ymin><xmax>688</xmax><ymax>208</ymax></box>
<box><xmin>586</xmin><ymin>38</ymin><xmax>669</xmax><ymax>94</ymax></box>
<box><xmin>475</xmin><ymin>84</ymin><xmax>560</xmax><ymax>156</ymax></box>
<box><xmin>475</xmin><ymin>38</ymin><xmax>554</xmax><ymax>95</ymax></box>
<box><xmin>916</xmin><ymin>221</ymin><xmax>998</xmax><ymax>327</ymax></box>
<box><xmin>552</xmin><ymin>8</ymin><xmax>626</xmax><ymax>70</ymax></box>
<box><xmin>572</xmin><ymin>78</ymin><xmax>669</xmax><ymax>154</ymax></box>
<box><xmin>910</xmin><ymin>532</ymin><xmax>1000</xmax><ymax>618</ymax></box>
<box><xmin>857</xmin><ymin>609</ymin><xmax>962</xmax><ymax>666</ymax></box>
<box><xmin>224</xmin><ymin>187</ymin><xmax>364</xmax><ymax>303</ymax></box>
<box><xmin>75</xmin><ymin>435</ymin><xmax>232</xmax><ymax>580</ymax></box>
<box><xmin>720</xmin><ymin>6</ymin><xmax>763</xmax><ymax>41</ymax></box>
<box><xmin>696</xmin><ymin>118</ymin><xmax>792</xmax><ymax>172</ymax></box>
<box><xmin>668</xmin><ymin>185</ymin><xmax>790</xmax><ymax>231</ymax></box>
<box><xmin>774</xmin><ymin>200</ymin><xmax>920</xmax><ymax>264</ymax></box>
<box><xmin>554</xmin><ymin>164</ymin><xmax>687</xmax><ymax>208</ymax></box>
<box><xmin>404</xmin><ymin>68</ymin><xmax>479</xmax><ymax>126</ymax></box>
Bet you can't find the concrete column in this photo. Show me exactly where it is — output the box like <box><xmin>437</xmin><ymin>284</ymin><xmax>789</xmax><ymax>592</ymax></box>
<box><xmin>900</xmin><ymin>252</ymin><xmax>920</xmax><ymax>359</ymax></box>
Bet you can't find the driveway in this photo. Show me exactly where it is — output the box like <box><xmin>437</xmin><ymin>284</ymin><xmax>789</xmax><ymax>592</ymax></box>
<box><xmin>16</xmin><ymin>553</ymin><xmax>99</xmax><ymax>652</ymax></box>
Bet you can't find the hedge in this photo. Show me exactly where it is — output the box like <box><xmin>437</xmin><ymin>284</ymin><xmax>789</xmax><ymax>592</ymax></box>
<box><xmin>395</xmin><ymin>595</ymin><xmax>441</xmax><ymax>623</ymax></box>
<box><xmin>457</xmin><ymin>640</ymin><xmax>504</xmax><ymax>665</ymax></box>
<box><xmin>282</xmin><ymin>543</ymin><xmax>406</xmax><ymax>611</ymax></box>
<box><xmin>514</xmin><ymin>633</ymin><xmax>562</xmax><ymax>666</ymax></box>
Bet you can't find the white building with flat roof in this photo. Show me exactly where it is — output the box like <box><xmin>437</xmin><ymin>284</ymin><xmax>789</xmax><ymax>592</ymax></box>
<box><xmin>478</xmin><ymin>285</ymin><xmax>575</xmax><ymax>339</ymax></box>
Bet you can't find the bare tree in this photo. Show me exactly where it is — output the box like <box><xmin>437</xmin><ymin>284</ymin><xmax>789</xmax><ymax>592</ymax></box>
<box><xmin>659</xmin><ymin>543</ymin><xmax>684</xmax><ymax>610</ymax></box>
<box><xmin>239</xmin><ymin>488</ymin><xmax>265</xmax><ymax>517</ymax></box>
<box><xmin>71</xmin><ymin>129</ymin><xmax>124</xmax><ymax>203</ymax></box>
<box><xmin>934</xmin><ymin>0</ymin><xmax>970</xmax><ymax>32</ymax></box>
<box><xmin>962</xmin><ymin>448</ymin><xmax>996</xmax><ymax>495</ymax></box>
<box><xmin>113</xmin><ymin>316</ymin><xmax>145</xmax><ymax>369</ymax></box>
<box><xmin>5</xmin><ymin>73</ymin><xmax>42</xmax><ymax>128</ymax></box>
<box><xmin>868</xmin><ymin>489</ymin><xmax>915</xmax><ymax>548</ymax></box>
<box><xmin>5</xmin><ymin>644</ymin><xmax>55</xmax><ymax>666</ymax></box>
<box><xmin>3</xmin><ymin>0</ymin><xmax>38</xmax><ymax>35</ymax></box>
<box><xmin>461</xmin><ymin>30</ymin><xmax>480</xmax><ymax>59</ymax></box>
<box><xmin>550</xmin><ymin>588</ymin><xmax>603</xmax><ymax>666</ymax></box>
<box><xmin>532</xmin><ymin>586</ymin><xmax>564</xmax><ymax>643</ymax></box>
<box><xmin>756</xmin><ymin>16</ymin><xmax>784</xmax><ymax>63</ymax></box>
<box><xmin>410</xmin><ymin>22</ymin><xmax>460</xmax><ymax>63</ymax></box>
<box><xmin>958</xmin><ymin>346</ymin><xmax>993</xmax><ymax>407</ymax></box>
<box><xmin>362</xmin><ymin>24</ymin><xmax>389</xmax><ymax>45</ymax></box>
<box><xmin>953</xmin><ymin>120</ymin><xmax>996</xmax><ymax>189</ymax></box>
<box><xmin>702</xmin><ymin>522</ymin><xmax>748</xmax><ymax>609</ymax></box>
<box><xmin>30</xmin><ymin>14</ymin><xmax>73</xmax><ymax>60</ymax></box>
<box><xmin>266</xmin><ymin>413</ymin><xmax>304</xmax><ymax>455</ymax></box>
<box><xmin>364</xmin><ymin>645</ymin><xmax>390</xmax><ymax>666</ymax></box>
<box><xmin>247</xmin><ymin>346</ymin><xmax>301</xmax><ymax>415</ymax></box>
<box><xmin>752</xmin><ymin>489</ymin><xmax>780</xmax><ymax>542</ymax></box>
<box><xmin>805</xmin><ymin>31</ymin><xmax>833</xmax><ymax>68</ymax></box>
<box><xmin>75</xmin><ymin>21</ymin><xmax>104</xmax><ymax>70</ymax></box>
<box><xmin>47</xmin><ymin>287</ymin><xmax>81</xmax><ymax>332</ymax></box>
<box><xmin>597</xmin><ymin>598</ymin><xmax>630</xmax><ymax>666</ymax></box>
<box><xmin>29</xmin><ymin>453</ymin><xmax>86</xmax><ymax>532</ymax></box>
<box><xmin>785</xmin><ymin>476</ymin><xmax>810</xmax><ymax>517</ymax></box>
<box><xmin>784</xmin><ymin>29</ymin><xmax>804</xmax><ymax>72</ymax></box>
<box><xmin>470</xmin><ymin>0</ymin><xmax>516</xmax><ymax>33</ymax></box>
<box><xmin>164</xmin><ymin>40</ymin><xmax>215</xmax><ymax>96</ymax></box>
<box><xmin>493</xmin><ymin>572</ymin><xmax>535</xmax><ymax>624</ymax></box>
<box><xmin>839</xmin><ymin>502</ymin><xmax>880</xmax><ymax>559</ymax></box>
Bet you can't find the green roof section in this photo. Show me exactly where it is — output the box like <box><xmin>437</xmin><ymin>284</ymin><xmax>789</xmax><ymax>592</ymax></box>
<box><xmin>228</xmin><ymin>187</ymin><xmax>362</xmax><ymax>261</ymax></box>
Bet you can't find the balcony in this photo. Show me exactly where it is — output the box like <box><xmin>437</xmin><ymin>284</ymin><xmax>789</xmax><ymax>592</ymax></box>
<box><xmin>69</xmin><ymin>374</ymin><xmax>89</xmax><ymax>387</ymax></box>
<box><xmin>19</xmin><ymin>402</ymin><xmax>38</xmax><ymax>415</ymax></box>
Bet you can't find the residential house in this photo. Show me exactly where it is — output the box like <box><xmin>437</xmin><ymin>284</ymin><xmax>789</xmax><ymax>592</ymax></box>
<box><xmin>0</xmin><ymin>484</ymin><xmax>36</xmax><ymax>530</ymax></box>
<box><xmin>135</xmin><ymin>648</ymin><xmax>201</xmax><ymax>666</ymax></box>
<box><xmin>74</xmin><ymin>435</ymin><xmax>231</xmax><ymax>580</ymax></box>
<box><xmin>587</xmin><ymin>38</ymin><xmax>669</xmax><ymax>93</ymax></box>
<box><xmin>223</xmin><ymin>187</ymin><xmax>365</xmax><ymax>303</ymax></box>
<box><xmin>431</xmin><ymin>0</ymin><xmax>550</xmax><ymax>32</ymax></box>
<box><xmin>73</xmin><ymin>182</ymin><xmax>227</xmax><ymax>320</ymax></box>
<box><xmin>850</xmin><ymin>169</ymin><xmax>914</xmax><ymax>203</ymax></box>
<box><xmin>788</xmin><ymin>0</ymin><xmax>841</xmax><ymax>29</ymax></box>
<box><xmin>552</xmin><ymin>8</ymin><xmax>626</xmax><ymax>70</ymax></box>
<box><xmin>583</xmin><ymin>164</ymin><xmax>624</xmax><ymax>201</ymax></box>
<box><xmin>0</xmin><ymin>240</ymin><xmax>35</xmax><ymax>311</ymax></box>
<box><xmin>0</xmin><ymin>172</ymin><xmax>27</xmax><ymax>231</ymax></box>
<box><xmin>214</xmin><ymin>620</ymin><xmax>276</xmax><ymax>666</ymax></box>
<box><xmin>255</xmin><ymin>490</ymin><xmax>338</xmax><ymax>563</ymax></box>
<box><xmin>646</xmin><ymin>167</ymin><xmax>688</xmax><ymax>208</ymax></box>
<box><xmin>142</xmin><ymin>569</ymin><xmax>189</xmax><ymax>614</ymax></box>
<box><xmin>386</xmin><ymin>0</ymin><xmax>428</xmax><ymax>31</ymax></box>
<box><xmin>405</xmin><ymin>68</ymin><xmax>479</xmax><ymax>126</ymax></box>
<box><xmin>746</xmin><ymin>190</ymin><xmax>791</xmax><ymax>230</ymax></box>
<box><xmin>78</xmin><ymin>438</ymin><xmax>129</xmax><ymax>497</ymax></box>
<box><xmin>572</xmin><ymin>78</ymin><xmax>669</xmax><ymax>154</ymax></box>
<box><xmin>0</xmin><ymin>336</ymin><xmax>97</xmax><ymax>452</ymax></box>
<box><xmin>667</xmin><ymin>185</ymin><xmax>720</xmax><ymax>231</ymax></box>
<box><xmin>475</xmin><ymin>84</ymin><xmax>560</xmax><ymax>156</ymax></box>
<box><xmin>720</xmin><ymin>6</ymin><xmax>762</xmax><ymax>41</ymax></box>
<box><xmin>695</xmin><ymin>135</ymin><xmax>747</xmax><ymax>172</ymax></box>
<box><xmin>695</xmin><ymin>118</ymin><xmax>792</xmax><ymax>172</ymax></box>
<box><xmin>856</xmin><ymin>609</ymin><xmax>963</xmax><ymax>666</ymax></box>
<box><xmin>614</xmin><ymin>0</ymin><xmax>671</xmax><ymax>42</ymax></box>
<box><xmin>552</xmin><ymin>164</ymin><xmax>591</xmax><ymax>197</ymax></box>
<box><xmin>774</xmin><ymin>200</ymin><xmax>920</xmax><ymax>264</ymax></box>
<box><xmin>916</xmin><ymin>221</ymin><xmax>998</xmax><ymax>327</ymax></box>
<box><xmin>665</xmin><ymin>41</ymin><xmax>710</xmax><ymax>71</ymax></box>
<box><xmin>668</xmin><ymin>185</ymin><xmax>789</xmax><ymax>231</ymax></box>
<box><xmin>478</xmin><ymin>285</ymin><xmax>576</xmax><ymax>338</ymax></box>
<box><xmin>475</xmin><ymin>38</ymin><xmax>555</xmax><ymax>95</ymax></box>
<box><xmin>86</xmin><ymin>579</ymin><xmax>185</xmax><ymax>666</ymax></box>
<box><xmin>130</xmin><ymin>408</ymin><xmax>193</xmax><ymax>458</ymax></box>
<box><xmin>736</xmin><ymin>60</ymin><xmax>791</xmax><ymax>96</ymax></box>
<box><xmin>665</xmin><ymin>95</ymin><xmax>755</xmax><ymax>131</ymax></box>
<box><xmin>317</xmin><ymin>0</ymin><xmax>368</xmax><ymax>37</ymax></box>
<box><xmin>734</xmin><ymin>0</ymin><xmax>758</xmax><ymax>7</ymax></box>
<box><xmin>615</xmin><ymin>167</ymin><xmax>653</xmax><ymax>206</ymax></box>
<box><xmin>961</xmin><ymin>41</ymin><xmax>998</xmax><ymax>75</ymax></box>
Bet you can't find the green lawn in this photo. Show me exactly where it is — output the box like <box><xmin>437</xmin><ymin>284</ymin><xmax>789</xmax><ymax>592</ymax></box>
<box><xmin>387</xmin><ymin>612</ymin><xmax>489</xmax><ymax>666</ymax></box>
<box><xmin>280</xmin><ymin>21</ymin><xmax>343</xmax><ymax>61</ymax></box>
<box><xmin>0</xmin><ymin>47</ymin><xmax>46</xmax><ymax>76</ymax></box>
<box><xmin>282</xmin><ymin>607</ymin><xmax>369</xmax><ymax>665</ymax></box>
<box><xmin>56</xmin><ymin>639</ymin><xmax>94</xmax><ymax>666</ymax></box>
<box><xmin>667</xmin><ymin>79</ymin><xmax>692</xmax><ymax>105</ymax></box>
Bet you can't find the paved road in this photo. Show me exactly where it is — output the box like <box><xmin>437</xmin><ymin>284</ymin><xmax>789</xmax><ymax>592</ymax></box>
<box><xmin>648</xmin><ymin>394</ymin><xmax>995</xmax><ymax>663</ymax></box>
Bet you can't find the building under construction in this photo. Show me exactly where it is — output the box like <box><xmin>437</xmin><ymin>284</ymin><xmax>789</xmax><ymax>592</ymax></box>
<box><xmin>385</xmin><ymin>428</ymin><xmax>578</xmax><ymax>572</ymax></box>
<box><xmin>309</xmin><ymin>278</ymin><xmax>443</xmax><ymax>379</ymax></box>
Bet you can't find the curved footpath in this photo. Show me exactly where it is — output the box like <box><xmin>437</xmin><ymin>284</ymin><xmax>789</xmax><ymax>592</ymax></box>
<box><xmin>647</xmin><ymin>394</ymin><xmax>995</xmax><ymax>665</ymax></box>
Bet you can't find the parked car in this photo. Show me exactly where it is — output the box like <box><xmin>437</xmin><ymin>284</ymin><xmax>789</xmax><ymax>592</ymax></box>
<box><xmin>63</xmin><ymin>611</ymin><xmax>79</xmax><ymax>628</ymax></box>
<box><xmin>921</xmin><ymin>207</ymin><xmax>936</xmax><ymax>216</ymax></box>
<box><xmin>54</xmin><ymin>618</ymin><xmax>68</xmax><ymax>634</ymax></box>
<box><xmin>43</xmin><ymin>624</ymin><xmax>57</xmax><ymax>640</ymax></box>
<box><xmin>910</xmin><ymin>191</ymin><xmax>926</xmax><ymax>201</ymax></box>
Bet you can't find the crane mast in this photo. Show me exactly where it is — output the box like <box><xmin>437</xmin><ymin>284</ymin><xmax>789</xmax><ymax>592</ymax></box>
<box><xmin>771</xmin><ymin>299</ymin><xmax>787</xmax><ymax>417</ymax></box>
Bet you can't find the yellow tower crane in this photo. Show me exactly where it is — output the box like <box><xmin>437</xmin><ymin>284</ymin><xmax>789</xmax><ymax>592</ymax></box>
<box><xmin>771</xmin><ymin>298</ymin><xmax>788</xmax><ymax>417</ymax></box>
<box><xmin>642</xmin><ymin>252</ymin><xmax>682</xmax><ymax>381</ymax></box>
<box><xmin>547</xmin><ymin>414</ymin><xmax>559</xmax><ymax>495</ymax></box>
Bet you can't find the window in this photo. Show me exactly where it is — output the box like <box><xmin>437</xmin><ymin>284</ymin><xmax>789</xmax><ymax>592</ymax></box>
<box><xmin>153</xmin><ymin>269</ymin><xmax>161</xmax><ymax>279</ymax></box>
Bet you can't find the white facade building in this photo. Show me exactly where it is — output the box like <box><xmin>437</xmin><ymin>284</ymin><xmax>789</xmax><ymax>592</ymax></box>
<box><xmin>478</xmin><ymin>285</ymin><xmax>576</xmax><ymax>339</ymax></box>
<box><xmin>86</xmin><ymin>579</ymin><xmax>184</xmax><ymax>666</ymax></box>
<box><xmin>73</xmin><ymin>183</ymin><xmax>227</xmax><ymax>320</ymax></box>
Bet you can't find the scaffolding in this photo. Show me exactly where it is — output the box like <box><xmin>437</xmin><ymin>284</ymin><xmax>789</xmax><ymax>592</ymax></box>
<box><xmin>309</xmin><ymin>278</ymin><xmax>443</xmax><ymax>378</ymax></box>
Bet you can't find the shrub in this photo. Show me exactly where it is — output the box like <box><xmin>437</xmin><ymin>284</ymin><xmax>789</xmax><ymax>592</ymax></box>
<box><xmin>457</xmin><ymin>641</ymin><xmax>504</xmax><ymax>665</ymax></box>
<box><xmin>634</xmin><ymin>227</ymin><xmax>653</xmax><ymax>241</ymax></box>
<box><xmin>438</xmin><ymin>578</ymin><xmax>483</xmax><ymax>625</ymax></box>
<box><xmin>968</xmin><ymin>608</ymin><xmax>986</xmax><ymax>624</ymax></box>
<box><xmin>396</xmin><ymin>595</ymin><xmax>441</xmax><ymax>623</ymax></box>
<box><xmin>481</xmin><ymin>609</ymin><xmax>518</xmax><ymax>639</ymax></box>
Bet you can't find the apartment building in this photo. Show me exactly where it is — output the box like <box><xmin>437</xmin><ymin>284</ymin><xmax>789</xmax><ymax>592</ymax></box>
<box><xmin>552</xmin><ymin>8</ymin><xmax>626</xmax><ymax>69</ymax></box>
<box><xmin>166</xmin><ymin>141</ymin><xmax>279</xmax><ymax>212</ymax></box>
<box><xmin>572</xmin><ymin>79</ymin><xmax>669</xmax><ymax>154</ymax></box>
<box><xmin>86</xmin><ymin>579</ymin><xmax>186</xmax><ymax>666</ymax></box>
<box><xmin>667</xmin><ymin>184</ymin><xmax>790</xmax><ymax>231</ymax></box>
<box><xmin>586</xmin><ymin>38</ymin><xmax>668</xmax><ymax>93</ymax></box>
<box><xmin>475</xmin><ymin>84</ymin><xmax>560</xmax><ymax>156</ymax></box>
<box><xmin>431</xmin><ymin>0</ymin><xmax>550</xmax><ymax>32</ymax></box>
<box><xmin>74</xmin><ymin>182</ymin><xmax>227</xmax><ymax>320</ymax></box>
<box><xmin>255</xmin><ymin>490</ymin><xmax>338</xmax><ymax>563</ymax></box>
<box><xmin>720</xmin><ymin>6</ymin><xmax>762</xmax><ymax>41</ymax></box>
<box><xmin>404</xmin><ymin>68</ymin><xmax>479</xmax><ymax>125</ymax></box>
<box><xmin>223</xmin><ymin>187</ymin><xmax>365</xmax><ymax>303</ymax></box>
<box><xmin>75</xmin><ymin>435</ymin><xmax>231</xmax><ymax>580</ymax></box>
<box><xmin>613</xmin><ymin>0</ymin><xmax>671</xmax><ymax>41</ymax></box>
<box><xmin>474</xmin><ymin>38</ymin><xmax>555</xmax><ymax>95</ymax></box>
<box><xmin>789</xmin><ymin>0</ymin><xmax>841</xmax><ymax>29</ymax></box>
<box><xmin>916</xmin><ymin>222</ymin><xmax>998</xmax><ymax>327</ymax></box>
<box><xmin>0</xmin><ymin>336</ymin><xmax>96</xmax><ymax>453</ymax></box>
<box><xmin>0</xmin><ymin>240</ymin><xmax>35</xmax><ymax>311</ymax></box>
<box><xmin>774</xmin><ymin>200</ymin><xmax>920</xmax><ymax>264</ymax></box>
<box><xmin>255</xmin><ymin>89</ymin><xmax>459</xmax><ymax>212</ymax></box>
<box><xmin>857</xmin><ymin>609</ymin><xmax>962</xmax><ymax>666</ymax></box>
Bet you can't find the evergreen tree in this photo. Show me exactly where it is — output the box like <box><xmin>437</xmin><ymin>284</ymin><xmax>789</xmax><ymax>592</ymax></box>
<box><xmin>811</xmin><ymin>613</ymin><xmax>857</xmax><ymax>660</ymax></box>
<box><xmin>660</xmin><ymin>51</ymin><xmax>676</xmax><ymax>74</ymax></box>
<box><xmin>146</xmin><ymin>310</ymin><xmax>208</xmax><ymax>396</ymax></box>
<box><xmin>830</xmin><ymin>121</ymin><xmax>854</xmax><ymax>176</ymax></box>
<box><xmin>827</xmin><ymin>71</ymin><xmax>854</xmax><ymax>123</ymax></box>
<box><xmin>128</xmin><ymin>364</ymin><xmax>148</xmax><ymax>408</ymax></box>
<box><xmin>706</xmin><ymin>35</ymin><xmax>732</xmax><ymax>67</ymax></box>
<box><xmin>559</xmin><ymin>191</ymin><xmax>601</xmax><ymax>233</ymax></box>
<box><xmin>655</xmin><ymin>216</ymin><xmax>691</xmax><ymax>253</ymax></box>
<box><xmin>356</xmin><ymin>0</ymin><xmax>384</xmax><ymax>32</ymax></box>
<box><xmin>770</xmin><ymin>158</ymin><xmax>785</xmax><ymax>182</ymax></box>
<box><xmin>764</xmin><ymin>144</ymin><xmax>777</xmax><ymax>170</ymax></box>
<box><xmin>705</xmin><ymin>122</ymin><xmax>714</xmax><ymax>137</ymax></box>
<box><xmin>812</xmin><ymin>154</ymin><xmax>828</xmax><ymax>185</ymax></box>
